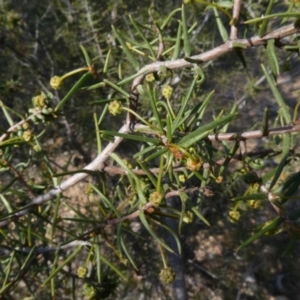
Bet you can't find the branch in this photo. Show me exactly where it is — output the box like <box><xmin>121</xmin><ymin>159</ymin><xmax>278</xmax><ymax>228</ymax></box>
<box><xmin>135</xmin><ymin>121</ymin><xmax>300</xmax><ymax>141</ymax></box>
<box><xmin>207</xmin><ymin>122</ymin><xmax>300</xmax><ymax>141</ymax></box>
<box><xmin>1</xmin><ymin>23</ymin><xmax>298</xmax><ymax>227</ymax></box>
<box><xmin>0</xmin><ymin>187</ymin><xmax>206</xmax><ymax>254</ymax></box>
<box><xmin>130</xmin><ymin>23</ymin><xmax>298</xmax><ymax>91</ymax></box>
<box><xmin>230</xmin><ymin>0</ymin><xmax>242</xmax><ymax>40</ymax></box>
<box><xmin>0</xmin><ymin>124</ymin><xmax>130</xmax><ymax>227</ymax></box>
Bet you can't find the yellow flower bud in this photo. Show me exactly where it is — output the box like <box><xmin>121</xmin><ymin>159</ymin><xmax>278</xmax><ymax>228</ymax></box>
<box><xmin>178</xmin><ymin>174</ymin><xmax>186</xmax><ymax>183</ymax></box>
<box><xmin>22</xmin><ymin>130</ymin><xmax>33</xmax><ymax>142</ymax></box>
<box><xmin>183</xmin><ymin>211</ymin><xmax>194</xmax><ymax>224</ymax></box>
<box><xmin>159</xmin><ymin>267</ymin><xmax>176</xmax><ymax>285</ymax></box>
<box><xmin>85</xmin><ymin>183</ymin><xmax>94</xmax><ymax>195</ymax></box>
<box><xmin>162</xmin><ymin>85</ymin><xmax>173</xmax><ymax>100</ymax></box>
<box><xmin>108</xmin><ymin>100</ymin><xmax>123</xmax><ymax>116</ymax></box>
<box><xmin>77</xmin><ymin>266</ymin><xmax>88</xmax><ymax>278</ymax></box>
<box><xmin>33</xmin><ymin>145</ymin><xmax>41</xmax><ymax>152</ymax></box>
<box><xmin>149</xmin><ymin>191</ymin><xmax>164</xmax><ymax>206</ymax></box>
<box><xmin>22</xmin><ymin>122</ymin><xmax>30</xmax><ymax>130</ymax></box>
<box><xmin>186</xmin><ymin>157</ymin><xmax>203</xmax><ymax>171</ymax></box>
<box><xmin>248</xmin><ymin>200</ymin><xmax>260</xmax><ymax>209</ymax></box>
<box><xmin>146</xmin><ymin>73</ymin><xmax>155</xmax><ymax>82</ymax></box>
<box><xmin>126</xmin><ymin>42</ymin><xmax>133</xmax><ymax>49</ymax></box>
<box><xmin>50</xmin><ymin>76</ymin><xmax>63</xmax><ymax>90</ymax></box>
<box><xmin>228</xmin><ymin>210</ymin><xmax>241</xmax><ymax>223</ymax></box>
<box><xmin>32</xmin><ymin>94</ymin><xmax>47</xmax><ymax>107</ymax></box>
<box><xmin>215</xmin><ymin>176</ymin><xmax>223</xmax><ymax>184</ymax></box>
<box><xmin>83</xmin><ymin>283</ymin><xmax>96</xmax><ymax>299</ymax></box>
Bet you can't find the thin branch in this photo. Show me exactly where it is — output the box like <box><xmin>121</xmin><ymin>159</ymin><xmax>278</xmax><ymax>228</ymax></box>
<box><xmin>230</xmin><ymin>0</ymin><xmax>242</xmax><ymax>40</ymax></box>
<box><xmin>0</xmin><ymin>108</ymin><xmax>48</xmax><ymax>142</ymax></box>
<box><xmin>130</xmin><ymin>23</ymin><xmax>298</xmax><ymax>91</ymax></box>
<box><xmin>0</xmin><ymin>187</ymin><xmax>206</xmax><ymax>255</ymax></box>
<box><xmin>1</xmin><ymin>23</ymin><xmax>299</xmax><ymax>227</ymax></box>
<box><xmin>135</xmin><ymin>122</ymin><xmax>300</xmax><ymax>141</ymax></box>
<box><xmin>0</xmin><ymin>124</ymin><xmax>130</xmax><ymax>227</ymax></box>
<box><xmin>207</xmin><ymin>123</ymin><xmax>300</xmax><ymax>141</ymax></box>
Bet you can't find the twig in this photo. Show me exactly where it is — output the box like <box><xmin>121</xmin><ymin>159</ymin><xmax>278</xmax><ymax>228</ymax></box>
<box><xmin>0</xmin><ymin>124</ymin><xmax>130</xmax><ymax>227</ymax></box>
<box><xmin>130</xmin><ymin>23</ymin><xmax>298</xmax><ymax>91</ymax></box>
<box><xmin>230</xmin><ymin>0</ymin><xmax>242</xmax><ymax>40</ymax></box>
<box><xmin>1</xmin><ymin>23</ymin><xmax>299</xmax><ymax>227</ymax></box>
<box><xmin>0</xmin><ymin>187</ymin><xmax>205</xmax><ymax>255</ymax></box>
<box><xmin>135</xmin><ymin>122</ymin><xmax>300</xmax><ymax>141</ymax></box>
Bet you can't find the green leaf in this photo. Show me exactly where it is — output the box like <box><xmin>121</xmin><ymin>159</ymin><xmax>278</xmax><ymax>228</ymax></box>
<box><xmin>213</xmin><ymin>7</ymin><xmax>228</xmax><ymax>43</ymax></box>
<box><xmin>232</xmin><ymin>43</ymin><xmax>247</xmax><ymax>49</ymax></box>
<box><xmin>133</xmin><ymin>144</ymin><xmax>157</xmax><ymax>159</ymax></box>
<box><xmin>161</xmin><ymin>7</ymin><xmax>182</xmax><ymax>30</ymax></box>
<box><xmin>55</xmin><ymin>72</ymin><xmax>91</xmax><ymax>112</ymax></box>
<box><xmin>43</xmin><ymin>246</ymin><xmax>83</xmax><ymax>287</ymax></box>
<box><xmin>191</xmin><ymin>206</ymin><xmax>210</xmax><ymax>226</ymax></box>
<box><xmin>97</xmin><ymin>252</ymin><xmax>127</xmax><ymax>280</ymax></box>
<box><xmin>244</xmin><ymin>12</ymin><xmax>300</xmax><ymax>25</ymax></box>
<box><xmin>234</xmin><ymin>48</ymin><xmax>247</xmax><ymax>69</ymax></box>
<box><xmin>137</xmin><ymin>160</ymin><xmax>158</xmax><ymax>187</ymax></box>
<box><xmin>80</xmin><ymin>45</ymin><xmax>91</xmax><ymax>67</ymax></box>
<box><xmin>258</xmin><ymin>0</ymin><xmax>275</xmax><ymax>37</ymax></box>
<box><xmin>100</xmin><ymin>130</ymin><xmax>160</xmax><ymax>144</ymax></box>
<box><xmin>281</xmin><ymin>170</ymin><xmax>300</xmax><ymax>200</ymax></box>
<box><xmin>112</xmin><ymin>26</ymin><xmax>140</xmax><ymax>71</ymax></box>
<box><xmin>269</xmin><ymin>134</ymin><xmax>290</xmax><ymax>190</ymax></box>
<box><xmin>144</xmin><ymin>148</ymin><xmax>168</xmax><ymax>163</ymax></box>
<box><xmin>178</xmin><ymin>113</ymin><xmax>237</xmax><ymax>148</ymax></box>
<box><xmin>182</xmin><ymin>4</ymin><xmax>191</xmax><ymax>57</ymax></box>
<box><xmin>178</xmin><ymin>192</ymin><xmax>188</xmax><ymax>235</ymax></box>
<box><xmin>231</xmin><ymin>193</ymin><xmax>266</xmax><ymax>202</ymax></box>
<box><xmin>129</xmin><ymin>15</ymin><xmax>155</xmax><ymax>59</ymax></box>
<box><xmin>155</xmin><ymin>218</ymin><xmax>182</xmax><ymax>255</ymax></box>
<box><xmin>172</xmin><ymin>21</ymin><xmax>182</xmax><ymax>60</ymax></box>
<box><xmin>262</xmin><ymin>106</ymin><xmax>269</xmax><ymax>136</ymax></box>
<box><xmin>186</xmin><ymin>90</ymin><xmax>215</xmax><ymax>129</ymax></box>
<box><xmin>103</xmin><ymin>79</ymin><xmax>130</xmax><ymax>97</ymax></box>
<box><xmin>92</xmin><ymin>184</ymin><xmax>122</xmax><ymax>218</ymax></box>
<box><xmin>261</xmin><ymin>64</ymin><xmax>291</xmax><ymax>124</ymax></box>
<box><xmin>103</xmin><ymin>49</ymin><xmax>111</xmax><ymax>74</ymax></box>
<box><xmin>237</xmin><ymin>217</ymin><xmax>282</xmax><ymax>251</ymax></box>
<box><xmin>139</xmin><ymin>209</ymin><xmax>174</xmax><ymax>253</ymax></box>
<box><xmin>217</xmin><ymin>1</ymin><xmax>233</xmax><ymax>9</ymax></box>
<box><xmin>117</xmin><ymin>224</ymin><xmax>138</xmax><ymax>270</ymax></box>
<box><xmin>267</xmin><ymin>39</ymin><xmax>280</xmax><ymax>77</ymax></box>
<box><xmin>147</xmin><ymin>85</ymin><xmax>164</xmax><ymax>131</ymax></box>
<box><xmin>172</xmin><ymin>76</ymin><xmax>198</xmax><ymax>133</ymax></box>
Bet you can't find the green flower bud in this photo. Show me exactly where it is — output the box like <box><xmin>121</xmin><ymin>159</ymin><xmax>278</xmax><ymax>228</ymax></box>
<box><xmin>83</xmin><ymin>283</ymin><xmax>96</xmax><ymax>299</ymax></box>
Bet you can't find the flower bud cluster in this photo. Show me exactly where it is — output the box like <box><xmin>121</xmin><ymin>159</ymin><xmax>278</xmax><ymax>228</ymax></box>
<box><xmin>108</xmin><ymin>100</ymin><xmax>123</xmax><ymax>116</ymax></box>
<box><xmin>159</xmin><ymin>267</ymin><xmax>176</xmax><ymax>284</ymax></box>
